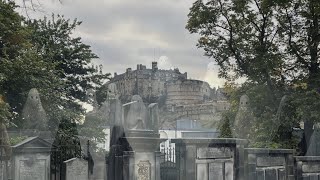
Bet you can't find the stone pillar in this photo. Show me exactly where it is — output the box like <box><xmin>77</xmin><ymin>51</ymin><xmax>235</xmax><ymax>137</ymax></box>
<box><xmin>155</xmin><ymin>151</ymin><xmax>161</xmax><ymax>180</ymax></box>
<box><xmin>123</xmin><ymin>151</ymin><xmax>134</xmax><ymax>180</ymax></box>
<box><xmin>246</xmin><ymin>153</ymin><xmax>257</xmax><ymax>180</ymax></box>
<box><xmin>185</xmin><ymin>145</ymin><xmax>196</xmax><ymax>180</ymax></box>
<box><xmin>122</xmin><ymin>136</ymin><xmax>165</xmax><ymax>180</ymax></box>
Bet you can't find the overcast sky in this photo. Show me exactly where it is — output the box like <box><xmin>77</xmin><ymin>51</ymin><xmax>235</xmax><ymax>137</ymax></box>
<box><xmin>24</xmin><ymin>0</ymin><xmax>226</xmax><ymax>87</ymax></box>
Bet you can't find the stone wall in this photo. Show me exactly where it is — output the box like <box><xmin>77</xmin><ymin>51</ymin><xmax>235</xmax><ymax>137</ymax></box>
<box><xmin>245</xmin><ymin>148</ymin><xmax>294</xmax><ymax>180</ymax></box>
<box><xmin>172</xmin><ymin>138</ymin><xmax>247</xmax><ymax>180</ymax></box>
<box><xmin>173</xmin><ymin>101</ymin><xmax>230</xmax><ymax>123</ymax></box>
<box><xmin>295</xmin><ymin>156</ymin><xmax>320</xmax><ymax>180</ymax></box>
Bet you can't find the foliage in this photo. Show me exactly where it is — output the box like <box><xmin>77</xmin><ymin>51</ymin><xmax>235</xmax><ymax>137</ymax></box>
<box><xmin>187</xmin><ymin>0</ymin><xmax>320</xmax><ymax>152</ymax></box>
<box><xmin>218</xmin><ymin>114</ymin><xmax>233</xmax><ymax>138</ymax></box>
<box><xmin>9</xmin><ymin>135</ymin><xmax>28</xmax><ymax>146</ymax></box>
<box><xmin>0</xmin><ymin>95</ymin><xmax>12</xmax><ymax>125</ymax></box>
<box><xmin>186</xmin><ymin>0</ymin><xmax>283</xmax><ymax>88</ymax></box>
<box><xmin>0</xmin><ymin>0</ymin><xmax>30</xmax><ymax>59</ymax></box>
<box><xmin>0</xmin><ymin>1</ymin><xmax>109</xmax><ymax>155</ymax></box>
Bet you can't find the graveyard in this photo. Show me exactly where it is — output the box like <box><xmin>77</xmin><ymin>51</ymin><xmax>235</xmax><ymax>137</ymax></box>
<box><xmin>1</xmin><ymin>0</ymin><xmax>320</xmax><ymax>179</ymax></box>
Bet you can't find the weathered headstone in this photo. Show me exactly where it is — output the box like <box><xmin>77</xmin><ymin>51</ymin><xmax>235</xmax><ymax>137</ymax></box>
<box><xmin>12</xmin><ymin>137</ymin><xmax>52</xmax><ymax>180</ymax></box>
<box><xmin>64</xmin><ymin>158</ymin><xmax>88</xmax><ymax>180</ymax></box>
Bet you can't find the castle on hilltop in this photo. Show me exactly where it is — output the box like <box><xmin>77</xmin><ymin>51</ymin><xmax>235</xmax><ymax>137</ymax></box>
<box><xmin>104</xmin><ymin>62</ymin><xmax>230</xmax><ymax>129</ymax></box>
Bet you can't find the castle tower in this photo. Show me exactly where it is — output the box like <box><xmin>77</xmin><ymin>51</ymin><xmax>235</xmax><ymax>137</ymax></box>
<box><xmin>152</xmin><ymin>62</ymin><xmax>158</xmax><ymax>71</ymax></box>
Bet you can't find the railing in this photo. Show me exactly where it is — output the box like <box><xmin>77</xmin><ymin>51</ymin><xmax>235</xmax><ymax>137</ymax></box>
<box><xmin>160</xmin><ymin>146</ymin><xmax>179</xmax><ymax>180</ymax></box>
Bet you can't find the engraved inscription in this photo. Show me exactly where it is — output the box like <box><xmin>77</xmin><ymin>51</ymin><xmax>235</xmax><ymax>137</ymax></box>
<box><xmin>19</xmin><ymin>159</ymin><xmax>46</xmax><ymax>180</ymax></box>
<box><xmin>137</xmin><ymin>160</ymin><xmax>151</xmax><ymax>180</ymax></box>
<box><xmin>256</xmin><ymin>156</ymin><xmax>285</xmax><ymax>167</ymax></box>
<box><xmin>197</xmin><ymin>147</ymin><xmax>233</xmax><ymax>159</ymax></box>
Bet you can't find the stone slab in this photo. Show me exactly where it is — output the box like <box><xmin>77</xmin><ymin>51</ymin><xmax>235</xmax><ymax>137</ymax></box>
<box><xmin>18</xmin><ymin>159</ymin><xmax>46</xmax><ymax>180</ymax></box>
<box><xmin>64</xmin><ymin>158</ymin><xmax>88</xmax><ymax>180</ymax></box>
<box><xmin>256</xmin><ymin>156</ymin><xmax>285</xmax><ymax>167</ymax></box>
<box><xmin>209</xmin><ymin>162</ymin><xmax>223</xmax><ymax>180</ymax></box>
<box><xmin>196</xmin><ymin>163</ymin><xmax>207</xmax><ymax>180</ymax></box>
<box><xmin>225</xmin><ymin>161</ymin><xmax>233</xmax><ymax>180</ymax></box>
<box><xmin>265</xmin><ymin>168</ymin><xmax>277</xmax><ymax>180</ymax></box>
<box><xmin>302</xmin><ymin>162</ymin><xmax>320</xmax><ymax>173</ymax></box>
<box><xmin>197</xmin><ymin>147</ymin><xmax>233</xmax><ymax>159</ymax></box>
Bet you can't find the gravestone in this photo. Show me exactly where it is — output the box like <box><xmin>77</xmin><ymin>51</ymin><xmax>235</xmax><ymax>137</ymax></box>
<box><xmin>64</xmin><ymin>158</ymin><xmax>88</xmax><ymax>180</ymax></box>
<box><xmin>12</xmin><ymin>137</ymin><xmax>52</xmax><ymax>180</ymax></box>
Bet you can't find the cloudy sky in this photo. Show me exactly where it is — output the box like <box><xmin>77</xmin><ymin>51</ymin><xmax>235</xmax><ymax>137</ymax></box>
<box><xmin>24</xmin><ymin>0</ymin><xmax>226</xmax><ymax>87</ymax></box>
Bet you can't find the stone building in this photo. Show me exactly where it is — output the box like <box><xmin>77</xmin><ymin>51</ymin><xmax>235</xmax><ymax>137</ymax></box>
<box><xmin>101</xmin><ymin>62</ymin><xmax>229</xmax><ymax>129</ymax></box>
<box><xmin>106</xmin><ymin>62</ymin><xmax>187</xmax><ymax>104</ymax></box>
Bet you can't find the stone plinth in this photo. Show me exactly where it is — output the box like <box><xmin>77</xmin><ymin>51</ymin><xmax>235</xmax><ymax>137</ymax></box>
<box><xmin>245</xmin><ymin>148</ymin><xmax>294</xmax><ymax>180</ymax></box>
<box><xmin>172</xmin><ymin>138</ymin><xmax>247</xmax><ymax>180</ymax></box>
<box><xmin>122</xmin><ymin>135</ymin><xmax>165</xmax><ymax>180</ymax></box>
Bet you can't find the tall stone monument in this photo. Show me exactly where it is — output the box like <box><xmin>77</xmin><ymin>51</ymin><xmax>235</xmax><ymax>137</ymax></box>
<box><xmin>22</xmin><ymin>88</ymin><xmax>48</xmax><ymax>130</ymax></box>
<box><xmin>108</xmin><ymin>94</ymin><xmax>164</xmax><ymax>180</ymax></box>
<box><xmin>233</xmin><ymin>94</ymin><xmax>254</xmax><ymax>139</ymax></box>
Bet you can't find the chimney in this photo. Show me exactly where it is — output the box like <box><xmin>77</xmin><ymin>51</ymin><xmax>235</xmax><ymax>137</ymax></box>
<box><xmin>152</xmin><ymin>62</ymin><xmax>158</xmax><ymax>71</ymax></box>
<box><xmin>114</xmin><ymin>72</ymin><xmax>117</xmax><ymax>77</ymax></box>
<box><xmin>137</xmin><ymin>64</ymin><xmax>140</xmax><ymax>70</ymax></box>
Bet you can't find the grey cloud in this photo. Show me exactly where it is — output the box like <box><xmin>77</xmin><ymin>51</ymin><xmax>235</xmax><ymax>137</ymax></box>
<box><xmin>33</xmin><ymin>0</ymin><xmax>223</xmax><ymax>87</ymax></box>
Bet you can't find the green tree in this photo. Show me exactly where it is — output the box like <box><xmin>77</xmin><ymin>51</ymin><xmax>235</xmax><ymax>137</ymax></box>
<box><xmin>0</xmin><ymin>1</ymin><xmax>109</xmax><ymax>157</ymax></box>
<box><xmin>275</xmin><ymin>0</ymin><xmax>320</xmax><ymax>154</ymax></box>
<box><xmin>186</xmin><ymin>0</ymin><xmax>283</xmax><ymax>91</ymax></box>
<box><xmin>0</xmin><ymin>0</ymin><xmax>30</xmax><ymax>60</ymax></box>
<box><xmin>186</xmin><ymin>0</ymin><xmax>320</xmax><ymax>151</ymax></box>
<box><xmin>219</xmin><ymin>115</ymin><xmax>233</xmax><ymax>138</ymax></box>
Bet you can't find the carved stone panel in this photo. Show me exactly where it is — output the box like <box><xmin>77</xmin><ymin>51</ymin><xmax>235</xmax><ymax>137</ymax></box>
<box><xmin>137</xmin><ymin>160</ymin><xmax>151</xmax><ymax>180</ymax></box>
